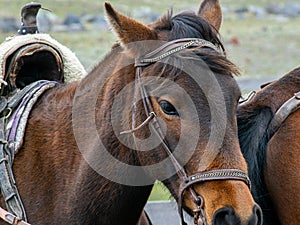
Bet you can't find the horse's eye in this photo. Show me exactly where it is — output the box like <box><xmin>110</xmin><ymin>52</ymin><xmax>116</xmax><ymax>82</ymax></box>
<box><xmin>159</xmin><ymin>100</ymin><xmax>179</xmax><ymax>116</ymax></box>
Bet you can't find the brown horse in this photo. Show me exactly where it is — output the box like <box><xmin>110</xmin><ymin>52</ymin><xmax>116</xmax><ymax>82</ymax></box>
<box><xmin>237</xmin><ymin>67</ymin><xmax>300</xmax><ymax>225</ymax></box>
<box><xmin>1</xmin><ymin>1</ymin><xmax>262</xmax><ymax>225</ymax></box>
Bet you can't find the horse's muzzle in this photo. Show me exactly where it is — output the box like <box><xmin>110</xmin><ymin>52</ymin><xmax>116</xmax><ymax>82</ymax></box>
<box><xmin>212</xmin><ymin>204</ymin><xmax>262</xmax><ymax>225</ymax></box>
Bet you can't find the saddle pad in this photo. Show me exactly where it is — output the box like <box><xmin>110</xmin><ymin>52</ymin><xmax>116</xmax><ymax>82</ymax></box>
<box><xmin>5</xmin><ymin>80</ymin><xmax>58</xmax><ymax>154</ymax></box>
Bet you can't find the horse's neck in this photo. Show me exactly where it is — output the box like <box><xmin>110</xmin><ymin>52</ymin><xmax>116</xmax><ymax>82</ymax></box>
<box><xmin>52</xmin><ymin>72</ymin><xmax>152</xmax><ymax>224</ymax></box>
<box><xmin>19</xmin><ymin>78</ymin><xmax>152</xmax><ymax>224</ymax></box>
<box><xmin>73</xmin><ymin>68</ymin><xmax>153</xmax><ymax>223</ymax></box>
<box><xmin>80</xmin><ymin>63</ymin><xmax>153</xmax><ymax>224</ymax></box>
<box><xmin>70</xmin><ymin>162</ymin><xmax>152</xmax><ymax>224</ymax></box>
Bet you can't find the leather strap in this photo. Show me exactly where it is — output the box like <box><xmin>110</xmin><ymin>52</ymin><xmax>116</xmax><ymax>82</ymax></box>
<box><xmin>0</xmin><ymin>97</ymin><xmax>7</xmax><ymax>114</ymax></box>
<box><xmin>135</xmin><ymin>38</ymin><xmax>221</xmax><ymax>68</ymax></box>
<box><xmin>178</xmin><ymin>169</ymin><xmax>250</xmax><ymax>214</ymax></box>
<box><xmin>0</xmin><ymin>207</ymin><xmax>30</xmax><ymax>225</ymax></box>
<box><xmin>268</xmin><ymin>91</ymin><xmax>300</xmax><ymax>137</ymax></box>
<box><xmin>0</xmin><ymin>117</ymin><xmax>26</xmax><ymax>222</ymax></box>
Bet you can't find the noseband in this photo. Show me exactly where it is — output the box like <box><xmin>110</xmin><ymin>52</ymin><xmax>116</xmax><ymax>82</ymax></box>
<box><xmin>122</xmin><ymin>38</ymin><xmax>251</xmax><ymax>225</ymax></box>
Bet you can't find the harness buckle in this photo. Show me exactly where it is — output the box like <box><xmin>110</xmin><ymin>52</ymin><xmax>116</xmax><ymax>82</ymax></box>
<box><xmin>193</xmin><ymin>206</ymin><xmax>207</xmax><ymax>225</ymax></box>
<box><xmin>193</xmin><ymin>195</ymin><xmax>206</xmax><ymax>225</ymax></box>
<box><xmin>193</xmin><ymin>207</ymin><xmax>206</xmax><ymax>225</ymax></box>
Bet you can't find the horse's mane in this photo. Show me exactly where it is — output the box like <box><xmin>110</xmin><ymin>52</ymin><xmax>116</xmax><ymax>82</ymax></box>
<box><xmin>237</xmin><ymin>105</ymin><xmax>275</xmax><ymax>218</ymax></box>
<box><xmin>151</xmin><ymin>11</ymin><xmax>240</xmax><ymax>77</ymax></box>
<box><xmin>237</xmin><ymin>97</ymin><xmax>284</xmax><ymax>225</ymax></box>
<box><xmin>238</xmin><ymin>102</ymin><xmax>286</xmax><ymax>225</ymax></box>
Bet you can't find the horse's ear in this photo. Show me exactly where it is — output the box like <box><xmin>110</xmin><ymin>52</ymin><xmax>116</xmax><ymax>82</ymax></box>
<box><xmin>198</xmin><ymin>0</ymin><xmax>222</xmax><ymax>31</ymax></box>
<box><xmin>104</xmin><ymin>2</ymin><xmax>157</xmax><ymax>45</ymax></box>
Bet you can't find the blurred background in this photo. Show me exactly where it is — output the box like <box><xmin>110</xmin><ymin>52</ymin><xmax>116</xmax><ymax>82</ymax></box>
<box><xmin>0</xmin><ymin>0</ymin><xmax>299</xmax><ymax>200</ymax></box>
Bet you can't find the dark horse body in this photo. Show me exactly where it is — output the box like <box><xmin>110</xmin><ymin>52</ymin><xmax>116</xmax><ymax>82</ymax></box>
<box><xmin>0</xmin><ymin>1</ymin><xmax>261</xmax><ymax>225</ymax></box>
<box><xmin>237</xmin><ymin>67</ymin><xmax>300</xmax><ymax>225</ymax></box>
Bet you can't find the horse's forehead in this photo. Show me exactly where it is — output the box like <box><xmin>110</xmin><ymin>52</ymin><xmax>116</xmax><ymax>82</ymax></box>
<box><xmin>174</xmin><ymin>72</ymin><xmax>240</xmax><ymax>100</ymax></box>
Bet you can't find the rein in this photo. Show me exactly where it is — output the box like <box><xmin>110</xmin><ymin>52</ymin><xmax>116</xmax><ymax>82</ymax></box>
<box><xmin>122</xmin><ymin>38</ymin><xmax>251</xmax><ymax>225</ymax></box>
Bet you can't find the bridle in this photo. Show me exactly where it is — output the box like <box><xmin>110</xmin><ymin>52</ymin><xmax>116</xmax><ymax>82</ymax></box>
<box><xmin>121</xmin><ymin>38</ymin><xmax>251</xmax><ymax>225</ymax></box>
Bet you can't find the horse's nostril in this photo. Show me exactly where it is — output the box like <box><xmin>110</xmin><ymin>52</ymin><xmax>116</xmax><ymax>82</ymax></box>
<box><xmin>248</xmin><ymin>204</ymin><xmax>263</xmax><ymax>225</ymax></box>
<box><xmin>213</xmin><ymin>205</ymin><xmax>263</xmax><ymax>225</ymax></box>
<box><xmin>213</xmin><ymin>206</ymin><xmax>241</xmax><ymax>225</ymax></box>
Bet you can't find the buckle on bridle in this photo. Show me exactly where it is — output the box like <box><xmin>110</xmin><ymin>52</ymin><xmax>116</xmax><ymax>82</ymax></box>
<box><xmin>193</xmin><ymin>207</ymin><xmax>206</xmax><ymax>225</ymax></box>
<box><xmin>192</xmin><ymin>195</ymin><xmax>206</xmax><ymax>225</ymax></box>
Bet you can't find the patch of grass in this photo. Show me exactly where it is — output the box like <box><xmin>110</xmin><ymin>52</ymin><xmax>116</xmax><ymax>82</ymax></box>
<box><xmin>148</xmin><ymin>181</ymin><xmax>172</xmax><ymax>201</ymax></box>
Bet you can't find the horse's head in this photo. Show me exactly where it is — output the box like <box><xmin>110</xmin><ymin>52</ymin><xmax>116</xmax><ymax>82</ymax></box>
<box><xmin>103</xmin><ymin>0</ymin><xmax>262</xmax><ymax>224</ymax></box>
